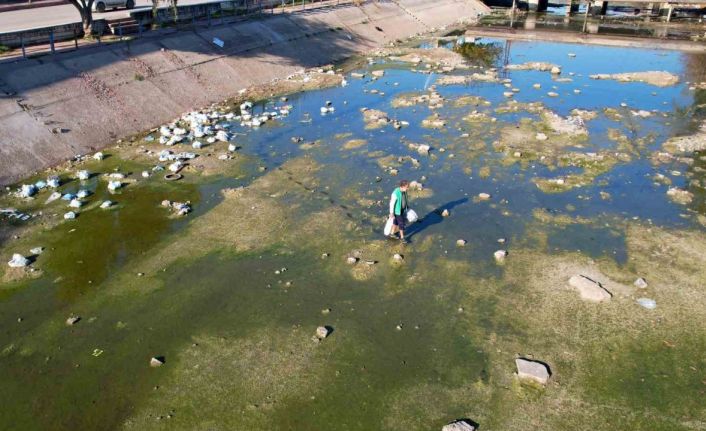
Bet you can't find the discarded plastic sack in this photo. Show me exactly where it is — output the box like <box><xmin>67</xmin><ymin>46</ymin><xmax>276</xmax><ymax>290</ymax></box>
<box><xmin>19</xmin><ymin>184</ymin><xmax>37</xmax><ymax>198</ymax></box>
<box><xmin>8</xmin><ymin>253</ymin><xmax>29</xmax><ymax>268</ymax></box>
<box><xmin>406</xmin><ymin>209</ymin><xmax>419</xmax><ymax>223</ymax></box>
<box><xmin>168</xmin><ymin>161</ymin><xmax>183</xmax><ymax>173</ymax></box>
<box><xmin>47</xmin><ymin>176</ymin><xmax>60</xmax><ymax>188</ymax></box>
<box><xmin>383</xmin><ymin>217</ymin><xmax>394</xmax><ymax>236</ymax></box>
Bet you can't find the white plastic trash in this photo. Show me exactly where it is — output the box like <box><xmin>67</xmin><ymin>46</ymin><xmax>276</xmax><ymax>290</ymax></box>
<box><xmin>406</xmin><ymin>209</ymin><xmax>418</xmax><ymax>223</ymax></box>
<box><xmin>383</xmin><ymin>217</ymin><xmax>394</xmax><ymax>236</ymax></box>
<box><xmin>107</xmin><ymin>181</ymin><xmax>122</xmax><ymax>191</ymax></box>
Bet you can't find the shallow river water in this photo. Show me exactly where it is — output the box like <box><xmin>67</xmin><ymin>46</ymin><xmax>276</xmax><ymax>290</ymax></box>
<box><xmin>0</xmin><ymin>35</ymin><xmax>705</xmax><ymax>430</ymax></box>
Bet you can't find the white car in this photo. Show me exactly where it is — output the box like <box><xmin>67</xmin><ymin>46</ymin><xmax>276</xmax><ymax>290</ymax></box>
<box><xmin>92</xmin><ymin>0</ymin><xmax>135</xmax><ymax>13</ymax></box>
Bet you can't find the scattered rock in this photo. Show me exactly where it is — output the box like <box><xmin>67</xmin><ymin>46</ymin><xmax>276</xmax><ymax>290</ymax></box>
<box><xmin>315</xmin><ymin>326</ymin><xmax>330</xmax><ymax>340</ymax></box>
<box><xmin>515</xmin><ymin>357</ymin><xmax>551</xmax><ymax>385</ymax></box>
<box><xmin>634</xmin><ymin>277</ymin><xmax>648</xmax><ymax>289</ymax></box>
<box><xmin>441</xmin><ymin>209</ymin><xmax>449</xmax><ymax>217</ymax></box>
<box><xmin>150</xmin><ymin>357</ymin><xmax>165</xmax><ymax>367</ymax></box>
<box><xmin>346</xmin><ymin>256</ymin><xmax>358</xmax><ymax>265</ymax></box>
<box><xmin>29</xmin><ymin>247</ymin><xmax>44</xmax><ymax>255</ymax></box>
<box><xmin>568</xmin><ymin>275</ymin><xmax>612</xmax><ymax>302</ymax></box>
<box><xmin>666</xmin><ymin>187</ymin><xmax>693</xmax><ymax>205</ymax></box>
<box><xmin>392</xmin><ymin>253</ymin><xmax>404</xmax><ymax>262</ymax></box>
<box><xmin>442</xmin><ymin>420</ymin><xmax>476</xmax><ymax>431</ymax></box>
<box><xmin>66</xmin><ymin>316</ymin><xmax>81</xmax><ymax>326</ymax></box>
<box><xmin>478</xmin><ymin>192</ymin><xmax>491</xmax><ymax>200</ymax></box>
<box><xmin>456</xmin><ymin>239</ymin><xmax>467</xmax><ymax>247</ymax></box>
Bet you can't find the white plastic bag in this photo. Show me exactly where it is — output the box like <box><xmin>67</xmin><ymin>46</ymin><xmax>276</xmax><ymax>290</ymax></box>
<box><xmin>406</xmin><ymin>209</ymin><xmax>418</xmax><ymax>223</ymax></box>
<box><xmin>384</xmin><ymin>217</ymin><xmax>394</xmax><ymax>236</ymax></box>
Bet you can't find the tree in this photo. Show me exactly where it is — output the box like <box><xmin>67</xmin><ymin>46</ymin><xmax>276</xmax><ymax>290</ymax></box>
<box><xmin>68</xmin><ymin>0</ymin><xmax>96</xmax><ymax>36</ymax></box>
<box><xmin>150</xmin><ymin>0</ymin><xmax>179</xmax><ymax>28</ymax></box>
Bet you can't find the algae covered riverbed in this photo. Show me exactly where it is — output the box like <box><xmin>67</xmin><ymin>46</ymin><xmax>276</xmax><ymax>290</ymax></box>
<box><xmin>1</xmin><ymin>34</ymin><xmax>706</xmax><ymax>430</ymax></box>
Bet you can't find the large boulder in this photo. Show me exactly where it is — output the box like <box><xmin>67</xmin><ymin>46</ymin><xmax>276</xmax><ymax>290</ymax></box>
<box><xmin>568</xmin><ymin>275</ymin><xmax>612</xmax><ymax>302</ymax></box>
<box><xmin>442</xmin><ymin>420</ymin><xmax>476</xmax><ymax>431</ymax></box>
<box><xmin>515</xmin><ymin>358</ymin><xmax>551</xmax><ymax>385</ymax></box>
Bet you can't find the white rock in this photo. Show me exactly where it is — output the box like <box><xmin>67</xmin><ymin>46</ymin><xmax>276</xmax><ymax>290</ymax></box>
<box><xmin>550</xmin><ymin>66</ymin><xmax>561</xmax><ymax>75</ymax></box>
<box><xmin>346</xmin><ymin>256</ymin><xmax>358</xmax><ymax>265</ymax></box>
<box><xmin>64</xmin><ymin>211</ymin><xmax>77</xmax><ymax>220</ymax></box>
<box><xmin>568</xmin><ymin>275</ymin><xmax>612</xmax><ymax>302</ymax></box>
<box><xmin>8</xmin><ymin>253</ymin><xmax>29</xmax><ymax>268</ymax></box>
<box><xmin>478</xmin><ymin>193</ymin><xmax>491</xmax><ymax>200</ymax></box>
<box><xmin>442</xmin><ymin>420</ymin><xmax>476</xmax><ymax>431</ymax></box>
<box><xmin>150</xmin><ymin>357</ymin><xmax>165</xmax><ymax>367</ymax></box>
<box><xmin>417</xmin><ymin>144</ymin><xmax>431</xmax><ymax>156</ymax></box>
<box><xmin>456</xmin><ymin>239</ymin><xmax>467</xmax><ymax>246</ymax></box>
<box><xmin>100</xmin><ymin>200</ymin><xmax>113</xmax><ymax>209</ymax></box>
<box><xmin>77</xmin><ymin>170</ymin><xmax>90</xmax><ymax>181</ymax></box>
<box><xmin>535</xmin><ymin>132</ymin><xmax>548</xmax><ymax>141</ymax></box>
<box><xmin>66</xmin><ymin>316</ymin><xmax>81</xmax><ymax>326</ymax></box>
<box><xmin>93</xmin><ymin>152</ymin><xmax>104</xmax><ymax>160</ymax></box>
<box><xmin>107</xmin><ymin>181</ymin><xmax>122</xmax><ymax>192</ymax></box>
<box><xmin>192</xmin><ymin>141</ymin><xmax>203</xmax><ymax>149</ymax></box>
<box><xmin>46</xmin><ymin>192</ymin><xmax>62</xmax><ymax>204</ymax></box>
<box><xmin>634</xmin><ymin>277</ymin><xmax>648</xmax><ymax>289</ymax></box>
<box><xmin>69</xmin><ymin>198</ymin><xmax>82</xmax><ymax>208</ymax></box>
<box><xmin>30</xmin><ymin>247</ymin><xmax>44</xmax><ymax>255</ymax></box>
<box><xmin>516</xmin><ymin>358</ymin><xmax>551</xmax><ymax>384</ymax></box>
<box><xmin>315</xmin><ymin>326</ymin><xmax>330</xmax><ymax>339</ymax></box>
<box><xmin>392</xmin><ymin>253</ymin><xmax>404</xmax><ymax>262</ymax></box>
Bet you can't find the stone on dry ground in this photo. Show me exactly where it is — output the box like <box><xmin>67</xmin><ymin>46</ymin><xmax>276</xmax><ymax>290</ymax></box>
<box><xmin>442</xmin><ymin>419</ymin><xmax>476</xmax><ymax>431</ymax></box>
<box><xmin>568</xmin><ymin>274</ymin><xmax>612</xmax><ymax>302</ymax></box>
<box><xmin>515</xmin><ymin>358</ymin><xmax>551</xmax><ymax>384</ymax></box>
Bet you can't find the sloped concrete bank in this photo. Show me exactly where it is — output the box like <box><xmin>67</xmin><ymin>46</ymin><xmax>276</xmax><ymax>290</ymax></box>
<box><xmin>0</xmin><ymin>0</ymin><xmax>488</xmax><ymax>186</ymax></box>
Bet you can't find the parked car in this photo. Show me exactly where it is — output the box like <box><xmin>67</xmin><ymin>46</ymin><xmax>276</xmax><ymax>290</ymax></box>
<box><xmin>92</xmin><ymin>0</ymin><xmax>135</xmax><ymax>13</ymax></box>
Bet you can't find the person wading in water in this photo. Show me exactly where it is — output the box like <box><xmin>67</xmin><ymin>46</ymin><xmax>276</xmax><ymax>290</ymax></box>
<box><xmin>388</xmin><ymin>180</ymin><xmax>410</xmax><ymax>244</ymax></box>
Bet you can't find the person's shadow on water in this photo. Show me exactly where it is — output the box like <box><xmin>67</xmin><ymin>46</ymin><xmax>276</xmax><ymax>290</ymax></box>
<box><xmin>406</xmin><ymin>198</ymin><xmax>468</xmax><ymax>240</ymax></box>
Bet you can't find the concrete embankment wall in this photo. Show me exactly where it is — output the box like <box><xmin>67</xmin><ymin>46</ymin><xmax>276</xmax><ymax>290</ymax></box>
<box><xmin>0</xmin><ymin>0</ymin><xmax>489</xmax><ymax>186</ymax></box>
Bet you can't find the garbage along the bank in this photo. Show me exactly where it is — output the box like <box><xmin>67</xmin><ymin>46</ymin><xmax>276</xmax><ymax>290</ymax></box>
<box><xmin>383</xmin><ymin>209</ymin><xmax>418</xmax><ymax>236</ymax></box>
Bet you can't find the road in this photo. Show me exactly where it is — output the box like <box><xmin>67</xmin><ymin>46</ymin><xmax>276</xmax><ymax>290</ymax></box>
<box><xmin>0</xmin><ymin>0</ymin><xmax>218</xmax><ymax>33</ymax></box>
